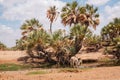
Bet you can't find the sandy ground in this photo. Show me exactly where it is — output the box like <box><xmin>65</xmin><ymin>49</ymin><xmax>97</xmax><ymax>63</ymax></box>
<box><xmin>0</xmin><ymin>50</ymin><xmax>120</xmax><ymax>80</ymax></box>
<box><xmin>0</xmin><ymin>51</ymin><xmax>26</xmax><ymax>60</ymax></box>
<box><xmin>0</xmin><ymin>51</ymin><xmax>27</xmax><ymax>64</ymax></box>
<box><xmin>0</xmin><ymin>66</ymin><xmax>120</xmax><ymax>80</ymax></box>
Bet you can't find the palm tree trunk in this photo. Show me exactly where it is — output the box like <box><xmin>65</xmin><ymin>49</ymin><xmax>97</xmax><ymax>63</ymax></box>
<box><xmin>50</xmin><ymin>22</ymin><xmax>52</xmax><ymax>34</ymax></box>
<box><xmin>74</xmin><ymin>25</ymin><xmax>88</xmax><ymax>54</ymax></box>
<box><xmin>74</xmin><ymin>36</ymin><xmax>82</xmax><ymax>54</ymax></box>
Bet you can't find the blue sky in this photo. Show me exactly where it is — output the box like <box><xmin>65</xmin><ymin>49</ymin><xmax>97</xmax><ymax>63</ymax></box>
<box><xmin>0</xmin><ymin>0</ymin><xmax>120</xmax><ymax>47</ymax></box>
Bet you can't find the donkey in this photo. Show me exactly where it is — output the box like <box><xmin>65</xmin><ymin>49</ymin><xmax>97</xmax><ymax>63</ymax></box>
<box><xmin>70</xmin><ymin>56</ymin><xmax>82</xmax><ymax>68</ymax></box>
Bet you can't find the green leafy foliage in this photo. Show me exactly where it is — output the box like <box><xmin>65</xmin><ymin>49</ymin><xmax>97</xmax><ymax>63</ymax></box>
<box><xmin>101</xmin><ymin>18</ymin><xmax>120</xmax><ymax>61</ymax></box>
<box><xmin>83</xmin><ymin>35</ymin><xmax>101</xmax><ymax>47</ymax></box>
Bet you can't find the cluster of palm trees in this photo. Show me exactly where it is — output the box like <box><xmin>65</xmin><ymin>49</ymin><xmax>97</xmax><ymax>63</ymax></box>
<box><xmin>16</xmin><ymin>1</ymin><xmax>100</xmax><ymax>66</ymax></box>
<box><xmin>0</xmin><ymin>1</ymin><xmax>118</xmax><ymax>67</ymax></box>
<box><xmin>101</xmin><ymin>18</ymin><xmax>120</xmax><ymax>62</ymax></box>
<box><xmin>16</xmin><ymin>1</ymin><xmax>120</xmax><ymax>66</ymax></box>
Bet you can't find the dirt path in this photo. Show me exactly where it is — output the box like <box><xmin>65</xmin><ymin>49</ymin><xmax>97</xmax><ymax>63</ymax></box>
<box><xmin>0</xmin><ymin>66</ymin><xmax>120</xmax><ymax>80</ymax></box>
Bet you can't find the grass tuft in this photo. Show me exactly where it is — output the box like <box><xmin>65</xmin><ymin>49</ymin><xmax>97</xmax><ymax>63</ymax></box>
<box><xmin>59</xmin><ymin>67</ymin><xmax>91</xmax><ymax>73</ymax></box>
<box><xmin>0</xmin><ymin>63</ymin><xmax>32</xmax><ymax>71</ymax></box>
<box><xmin>26</xmin><ymin>70</ymin><xmax>48</xmax><ymax>75</ymax></box>
<box><xmin>59</xmin><ymin>68</ymin><xmax>80</xmax><ymax>73</ymax></box>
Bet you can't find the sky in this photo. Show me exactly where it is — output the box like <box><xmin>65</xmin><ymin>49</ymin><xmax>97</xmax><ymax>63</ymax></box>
<box><xmin>0</xmin><ymin>0</ymin><xmax>120</xmax><ymax>47</ymax></box>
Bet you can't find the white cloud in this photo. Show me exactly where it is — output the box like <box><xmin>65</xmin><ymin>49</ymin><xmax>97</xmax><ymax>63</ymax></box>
<box><xmin>0</xmin><ymin>0</ymin><xmax>3</xmax><ymax>3</ymax></box>
<box><xmin>105</xmin><ymin>2</ymin><xmax>120</xmax><ymax>21</ymax></box>
<box><xmin>87</xmin><ymin>0</ymin><xmax>110</xmax><ymax>6</ymax></box>
<box><xmin>0</xmin><ymin>24</ymin><xmax>21</xmax><ymax>47</ymax></box>
<box><xmin>1</xmin><ymin>0</ymin><xmax>66</xmax><ymax>31</ymax></box>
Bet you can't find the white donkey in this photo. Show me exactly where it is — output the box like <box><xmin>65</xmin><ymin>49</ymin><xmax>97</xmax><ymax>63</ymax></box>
<box><xmin>70</xmin><ymin>56</ymin><xmax>82</xmax><ymax>68</ymax></box>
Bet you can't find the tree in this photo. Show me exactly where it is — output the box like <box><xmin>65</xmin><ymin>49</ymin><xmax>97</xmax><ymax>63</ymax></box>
<box><xmin>101</xmin><ymin>18</ymin><xmax>120</xmax><ymax>42</ymax></box>
<box><xmin>47</xmin><ymin>6</ymin><xmax>59</xmax><ymax>34</ymax></box>
<box><xmin>61</xmin><ymin>1</ymin><xmax>100</xmax><ymax>54</ymax></box>
<box><xmin>21</xmin><ymin>18</ymin><xmax>42</xmax><ymax>35</ymax></box>
<box><xmin>101</xmin><ymin>18</ymin><xmax>120</xmax><ymax>62</ymax></box>
<box><xmin>19</xmin><ymin>18</ymin><xmax>51</xmax><ymax>62</ymax></box>
<box><xmin>0</xmin><ymin>42</ymin><xmax>7</xmax><ymax>50</ymax></box>
<box><xmin>20</xmin><ymin>18</ymin><xmax>44</xmax><ymax>48</ymax></box>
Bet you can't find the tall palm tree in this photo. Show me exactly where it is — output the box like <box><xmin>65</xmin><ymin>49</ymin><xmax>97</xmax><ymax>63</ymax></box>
<box><xmin>61</xmin><ymin>1</ymin><xmax>78</xmax><ymax>26</ymax></box>
<box><xmin>61</xmin><ymin>1</ymin><xmax>100</xmax><ymax>54</ymax></box>
<box><xmin>61</xmin><ymin>1</ymin><xmax>99</xmax><ymax>30</ymax></box>
<box><xmin>47</xmin><ymin>6</ymin><xmax>59</xmax><ymax>33</ymax></box>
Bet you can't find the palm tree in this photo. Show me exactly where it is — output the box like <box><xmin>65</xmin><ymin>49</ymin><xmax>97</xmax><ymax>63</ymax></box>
<box><xmin>20</xmin><ymin>18</ymin><xmax>44</xmax><ymax>48</ymax></box>
<box><xmin>21</xmin><ymin>18</ymin><xmax>42</xmax><ymax>39</ymax></box>
<box><xmin>47</xmin><ymin>6</ymin><xmax>59</xmax><ymax>33</ymax></box>
<box><xmin>27</xmin><ymin>27</ymin><xmax>50</xmax><ymax>48</ymax></box>
<box><xmin>61</xmin><ymin>1</ymin><xmax>100</xmax><ymax>54</ymax></box>
<box><xmin>61</xmin><ymin>2</ymin><xmax>99</xmax><ymax>27</ymax></box>
<box><xmin>101</xmin><ymin>18</ymin><xmax>120</xmax><ymax>62</ymax></box>
<box><xmin>61</xmin><ymin>1</ymin><xmax>79</xmax><ymax>26</ymax></box>
<box><xmin>19</xmin><ymin>18</ymin><xmax>55</xmax><ymax>63</ymax></box>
